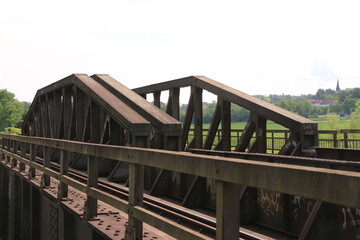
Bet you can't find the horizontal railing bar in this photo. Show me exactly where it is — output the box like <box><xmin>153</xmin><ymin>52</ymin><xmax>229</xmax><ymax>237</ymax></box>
<box><xmin>132</xmin><ymin>206</ymin><xmax>212</xmax><ymax>240</ymax></box>
<box><xmin>0</xmin><ymin>145</ymin><xmax>210</xmax><ymax>240</ymax></box>
<box><xmin>1</xmin><ymin>134</ymin><xmax>360</xmax><ymax>209</ymax></box>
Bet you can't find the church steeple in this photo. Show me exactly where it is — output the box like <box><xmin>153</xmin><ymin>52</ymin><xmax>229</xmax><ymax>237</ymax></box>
<box><xmin>336</xmin><ymin>79</ymin><xmax>340</xmax><ymax>92</ymax></box>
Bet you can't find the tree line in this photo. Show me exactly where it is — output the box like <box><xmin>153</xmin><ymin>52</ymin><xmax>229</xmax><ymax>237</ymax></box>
<box><xmin>1</xmin><ymin>86</ymin><xmax>359</xmax><ymax>133</ymax></box>
<box><xmin>0</xmin><ymin>89</ymin><xmax>30</xmax><ymax>133</ymax></box>
<box><xmin>192</xmin><ymin>87</ymin><xmax>360</xmax><ymax>123</ymax></box>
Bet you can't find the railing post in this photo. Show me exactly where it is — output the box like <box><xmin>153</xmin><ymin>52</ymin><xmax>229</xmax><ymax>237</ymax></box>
<box><xmin>11</xmin><ymin>140</ymin><xmax>18</xmax><ymax>168</ymax></box>
<box><xmin>333</xmin><ymin>132</ymin><xmax>338</xmax><ymax>148</ymax></box>
<box><xmin>29</xmin><ymin>144</ymin><xmax>36</xmax><ymax>179</ymax></box>
<box><xmin>42</xmin><ymin>146</ymin><xmax>51</xmax><ymax>187</ymax></box>
<box><xmin>19</xmin><ymin>142</ymin><xmax>26</xmax><ymax>171</ymax></box>
<box><xmin>216</xmin><ymin>180</ymin><xmax>241</xmax><ymax>240</ymax></box>
<box><xmin>126</xmin><ymin>162</ymin><xmax>144</xmax><ymax>240</ymax></box>
<box><xmin>58</xmin><ymin>150</ymin><xmax>69</xmax><ymax>200</ymax></box>
<box><xmin>6</xmin><ymin>139</ymin><xmax>11</xmax><ymax>163</ymax></box>
<box><xmin>84</xmin><ymin>155</ymin><xmax>99</xmax><ymax>220</ymax></box>
<box><xmin>271</xmin><ymin>131</ymin><xmax>275</xmax><ymax>154</ymax></box>
<box><xmin>344</xmin><ymin>132</ymin><xmax>349</xmax><ymax>148</ymax></box>
<box><xmin>1</xmin><ymin>138</ymin><xmax>5</xmax><ymax>161</ymax></box>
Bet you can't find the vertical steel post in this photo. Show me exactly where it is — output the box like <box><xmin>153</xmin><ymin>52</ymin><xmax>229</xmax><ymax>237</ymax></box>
<box><xmin>20</xmin><ymin>142</ymin><xmax>26</xmax><ymax>171</ymax></box>
<box><xmin>126</xmin><ymin>162</ymin><xmax>144</xmax><ymax>240</ymax></box>
<box><xmin>11</xmin><ymin>140</ymin><xmax>18</xmax><ymax>168</ymax></box>
<box><xmin>193</xmin><ymin>86</ymin><xmax>203</xmax><ymax>148</ymax></box>
<box><xmin>42</xmin><ymin>146</ymin><xmax>51</xmax><ymax>187</ymax></box>
<box><xmin>153</xmin><ymin>91</ymin><xmax>161</xmax><ymax>108</ymax></box>
<box><xmin>29</xmin><ymin>144</ymin><xmax>36</xmax><ymax>179</ymax></box>
<box><xmin>84</xmin><ymin>155</ymin><xmax>99</xmax><ymax>219</ymax></box>
<box><xmin>58</xmin><ymin>150</ymin><xmax>69</xmax><ymax>200</ymax></box>
<box><xmin>216</xmin><ymin>181</ymin><xmax>241</xmax><ymax>240</ymax></box>
<box><xmin>220</xmin><ymin>99</ymin><xmax>231</xmax><ymax>151</ymax></box>
<box><xmin>1</xmin><ymin>138</ymin><xmax>5</xmax><ymax>161</ymax></box>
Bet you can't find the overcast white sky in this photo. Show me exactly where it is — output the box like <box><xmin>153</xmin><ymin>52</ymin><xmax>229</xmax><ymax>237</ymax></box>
<box><xmin>1</xmin><ymin>0</ymin><xmax>359</xmax><ymax>103</ymax></box>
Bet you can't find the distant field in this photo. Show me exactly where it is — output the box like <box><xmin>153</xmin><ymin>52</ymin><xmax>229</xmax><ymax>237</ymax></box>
<box><xmin>201</xmin><ymin>115</ymin><xmax>360</xmax><ymax>131</ymax></box>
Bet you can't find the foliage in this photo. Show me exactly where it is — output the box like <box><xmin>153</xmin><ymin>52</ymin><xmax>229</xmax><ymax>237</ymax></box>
<box><xmin>3</xmin><ymin>127</ymin><xmax>22</xmax><ymax>135</ymax></box>
<box><xmin>0</xmin><ymin>89</ymin><xmax>27</xmax><ymax>132</ymax></box>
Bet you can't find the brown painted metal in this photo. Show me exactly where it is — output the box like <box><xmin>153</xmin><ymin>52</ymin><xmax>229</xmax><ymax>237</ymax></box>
<box><xmin>133</xmin><ymin>75</ymin><xmax>318</xmax><ymax>155</ymax></box>
<box><xmin>2</xmin><ymin>134</ymin><xmax>360</xmax><ymax>240</ymax></box>
<box><xmin>18</xmin><ymin>73</ymin><xmax>360</xmax><ymax>239</ymax></box>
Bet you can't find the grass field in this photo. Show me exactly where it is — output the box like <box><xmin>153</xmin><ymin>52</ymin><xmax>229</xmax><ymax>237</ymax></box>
<box><xmin>194</xmin><ymin>115</ymin><xmax>360</xmax><ymax>151</ymax></box>
<box><xmin>202</xmin><ymin>115</ymin><xmax>360</xmax><ymax>131</ymax></box>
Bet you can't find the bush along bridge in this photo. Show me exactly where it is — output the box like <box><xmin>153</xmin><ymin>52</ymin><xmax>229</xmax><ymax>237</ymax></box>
<box><xmin>0</xmin><ymin>74</ymin><xmax>360</xmax><ymax>240</ymax></box>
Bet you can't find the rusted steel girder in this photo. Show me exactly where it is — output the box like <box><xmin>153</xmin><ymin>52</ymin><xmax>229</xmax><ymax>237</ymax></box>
<box><xmin>91</xmin><ymin>74</ymin><xmax>181</xmax><ymax>151</ymax></box>
<box><xmin>134</xmin><ymin>76</ymin><xmax>318</xmax><ymax>155</ymax></box>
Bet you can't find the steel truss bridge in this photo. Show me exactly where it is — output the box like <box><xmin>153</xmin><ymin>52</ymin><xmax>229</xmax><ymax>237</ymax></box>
<box><xmin>0</xmin><ymin>74</ymin><xmax>359</xmax><ymax>240</ymax></box>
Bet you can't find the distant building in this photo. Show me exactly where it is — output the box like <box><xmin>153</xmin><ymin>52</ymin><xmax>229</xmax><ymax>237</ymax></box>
<box><xmin>309</xmin><ymin>99</ymin><xmax>338</xmax><ymax>107</ymax></box>
<box><xmin>336</xmin><ymin>79</ymin><xmax>340</xmax><ymax>92</ymax></box>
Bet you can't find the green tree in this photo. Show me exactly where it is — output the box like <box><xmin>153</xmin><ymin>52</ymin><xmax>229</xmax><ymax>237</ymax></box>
<box><xmin>275</xmin><ymin>99</ymin><xmax>297</xmax><ymax>113</ymax></box>
<box><xmin>0</xmin><ymin>89</ymin><xmax>25</xmax><ymax>131</ymax></box>
<box><xmin>315</xmin><ymin>89</ymin><xmax>326</xmax><ymax>99</ymax></box>
<box><xmin>343</xmin><ymin>97</ymin><xmax>356</xmax><ymax>115</ymax></box>
<box><xmin>297</xmin><ymin>100</ymin><xmax>313</xmax><ymax>118</ymax></box>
